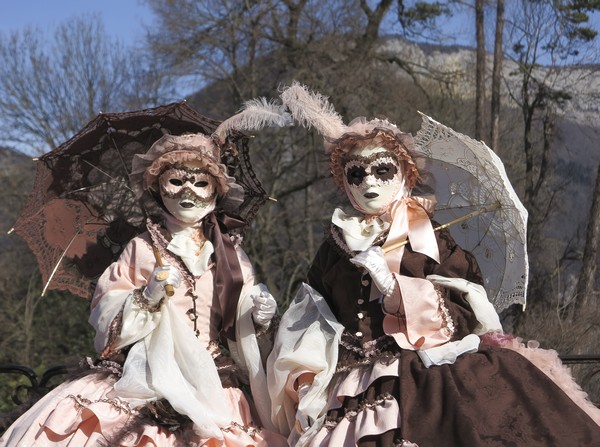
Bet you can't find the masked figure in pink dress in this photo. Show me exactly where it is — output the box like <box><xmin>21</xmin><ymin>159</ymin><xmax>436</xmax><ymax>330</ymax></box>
<box><xmin>1</xmin><ymin>111</ymin><xmax>289</xmax><ymax>446</ymax></box>
<box><xmin>267</xmin><ymin>82</ymin><xmax>600</xmax><ymax>447</ymax></box>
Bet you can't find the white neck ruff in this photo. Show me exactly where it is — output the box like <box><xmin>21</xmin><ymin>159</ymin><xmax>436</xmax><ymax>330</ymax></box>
<box><xmin>164</xmin><ymin>217</ymin><xmax>214</xmax><ymax>276</ymax></box>
<box><xmin>331</xmin><ymin>208</ymin><xmax>390</xmax><ymax>252</ymax></box>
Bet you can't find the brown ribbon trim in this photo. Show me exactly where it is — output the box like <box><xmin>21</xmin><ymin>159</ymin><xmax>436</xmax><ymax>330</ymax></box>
<box><xmin>203</xmin><ymin>212</ymin><xmax>246</xmax><ymax>341</ymax></box>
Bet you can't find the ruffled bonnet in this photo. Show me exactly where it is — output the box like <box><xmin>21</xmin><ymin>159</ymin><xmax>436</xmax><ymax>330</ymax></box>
<box><xmin>130</xmin><ymin>98</ymin><xmax>292</xmax><ymax>214</ymax></box>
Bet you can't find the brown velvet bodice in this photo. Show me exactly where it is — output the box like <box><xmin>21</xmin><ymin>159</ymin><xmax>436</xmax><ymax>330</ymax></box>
<box><xmin>306</xmin><ymin>224</ymin><xmax>483</xmax><ymax>345</ymax></box>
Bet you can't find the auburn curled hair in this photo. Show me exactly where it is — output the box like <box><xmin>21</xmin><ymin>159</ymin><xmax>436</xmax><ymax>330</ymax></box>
<box><xmin>329</xmin><ymin>126</ymin><xmax>420</xmax><ymax>190</ymax></box>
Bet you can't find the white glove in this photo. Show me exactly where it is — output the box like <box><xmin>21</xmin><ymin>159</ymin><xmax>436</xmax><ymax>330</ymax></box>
<box><xmin>250</xmin><ymin>283</ymin><xmax>277</xmax><ymax>326</ymax></box>
<box><xmin>350</xmin><ymin>246</ymin><xmax>395</xmax><ymax>296</ymax></box>
<box><xmin>143</xmin><ymin>265</ymin><xmax>182</xmax><ymax>306</ymax></box>
<box><xmin>417</xmin><ymin>333</ymin><xmax>481</xmax><ymax>368</ymax></box>
<box><xmin>426</xmin><ymin>274</ymin><xmax>503</xmax><ymax>335</ymax></box>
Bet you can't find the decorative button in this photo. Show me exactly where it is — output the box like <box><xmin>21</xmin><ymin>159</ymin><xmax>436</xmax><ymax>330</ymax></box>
<box><xmin>357</xmin><ymin>312</ymin><xmax>364</xmax><ymax>319</ymax></box>
<box><xmin>361</xmin><ymin>279</ymin><xmax>370</xmax><ymax>286</ymax></box>
<box><xmin>357</xmin><ymin>299</ymin><xmax>364</xmax><ymax>305</ymax></box>
<box><xmin>355</xmin><ymin>331</ymin><xmax>363</xmax><ymax>337</ymax></box>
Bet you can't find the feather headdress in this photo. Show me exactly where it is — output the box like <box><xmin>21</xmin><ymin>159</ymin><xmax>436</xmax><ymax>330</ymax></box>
<box><xmin>279</xmin><ymin>81</ymin><xmax>347</xmax><ymax>142</ymax></box>
<box><xmin>280</xmin><ymin>81</ymin><xmax>421</xmax><ymax>189</ymax></box>
<box><xmin>213</xmin><ymin>97</ymin><xmax>292</xmax><ymax>145</ymax></box>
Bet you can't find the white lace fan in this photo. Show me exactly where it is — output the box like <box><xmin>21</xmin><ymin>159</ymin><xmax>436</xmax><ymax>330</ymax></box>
<box><xmin>413</xmin><ymin>113</ymin><xmax>529</xmax><ymax>312</ymax></box>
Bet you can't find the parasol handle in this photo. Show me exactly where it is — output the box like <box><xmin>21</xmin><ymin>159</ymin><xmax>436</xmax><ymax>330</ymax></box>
<box><xmin>151</xmin><ymin>245</ymin><xmax>175</xmax><ymax>297</ymax></box>
<box><xmin>382</xmin><ymin>202</ymin><xmax>502</xmax><ymax>254</ymax></box>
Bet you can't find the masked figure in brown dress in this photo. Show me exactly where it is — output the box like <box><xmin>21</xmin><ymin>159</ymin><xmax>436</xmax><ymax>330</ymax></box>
<box><xmin>267</xmin><ymin>82</ymin><xmax>600</xmax><ymax>447</ymax></box>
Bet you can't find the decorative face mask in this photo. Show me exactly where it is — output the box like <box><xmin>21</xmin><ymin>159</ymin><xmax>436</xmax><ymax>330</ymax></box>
<box><xmin>159</xmin><ymin>165</ymin><xmax>218</xmax><ymax>223</ymax></box>
<box><xmin>342</xmin><ymin>146</ymin><xmax>407</xmax><ymax>215</ymax></box>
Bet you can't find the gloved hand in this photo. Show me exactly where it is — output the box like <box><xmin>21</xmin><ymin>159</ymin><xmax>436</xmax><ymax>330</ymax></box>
<box><xmin>417</xmin><ymin>333</ymin><xmax>481</xmax><ymax>368</ymax></box>
<box><xmin>350</xmin><ymin>246</ymin><xmax>395</xmax><ymax>296</ymax></box>
<box><xmin>143</xmin><ymin>265</ymin><xmax>183</xmax><ymax>306</ymax></box>
<box><xmin>426</xmin><ymin>274</ymin><xmax>502</xmax><ymax>335</ymax></box>
<box><xmin>250</xmin><ymin>283</ymin><xmax>277</xmax><ymax>326</ymax></box>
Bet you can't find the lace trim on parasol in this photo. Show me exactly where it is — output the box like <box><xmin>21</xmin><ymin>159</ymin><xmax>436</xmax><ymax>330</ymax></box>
<box><xmin>414</xmin><ymin>115</ymin><xmax>528</xmax><ymax>311</ymax></box>
<box><xmin>229</xmin><ymin>137</ymin><xmax>268</xmax><ymax>225</ymax></box>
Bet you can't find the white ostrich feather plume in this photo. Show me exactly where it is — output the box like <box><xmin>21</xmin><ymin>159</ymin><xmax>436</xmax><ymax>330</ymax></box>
<box><xmin>280</xmin><ymin>81</ymin><xmax>347</xmax><ymax>139</ymax></box>
<box><xmin>213</xmin><ymin>97</ymin><xmax>292</xmax><ymax>143</ymax></box>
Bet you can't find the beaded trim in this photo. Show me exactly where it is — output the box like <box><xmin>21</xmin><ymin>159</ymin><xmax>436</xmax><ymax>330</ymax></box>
<box><xmin>339</xmin><ymin>332</ymin><xmax>398</xmax><ymax>357</ymax></box>
<box><xmin>336</xmin><ymin>332</ymin><xmax>400</xmax><ymax>373</ymax></box>
<box><xmin>68</xmin><ymin>393</ymin><xmax>133</xmax><ymax>414</ymax></box>
<box><xmin>68</xmin><ymin>394</ymin><xmax>262</xmax><ymax>437</ymax></box>
<box><xmin>397</xmin><ymin>440</ymin><xmax>419</xmax><ymax>447</ymax></box>
<box><xmin>229</xmin><ymin>232</ymin><xmax>243</xmax><ymax>248</ymax></box>
<box><xmin>325</xmin><ymin>392</ymin><xmax>395</xmax><ymax>427</ymax></box>
<box><xmin>435</xmin><ymin>285</ymin><xmax>455</xmax><ymax>338</ymax></box>
<box><xmin>83</xmin><ymin>357</ymin><xmax>123</xmax><ymax>377</ymax></box>
<box><xmin>100</xmin><ymin>304</ymin><xmax>125</xmax><ymax>359</ymax></box>
<box><xmin>146</xmin><ymin>220</ymin><xmax>195</xmax><ymax>287</ymax></box>
<box><xmin>329</xmin><ymin>224</ymin><xmax>355</xmax><ymax>257</ymax></box>
<box><xmin>146</xmin><ymin>219</ymin><xmax>203</xmax><ymax>337</ymax></box>
<box><xmin>222</xmin><ymin>420</ymin><xmax>260</xmax><ymax>437</ymax></box>
<box><xmin>133</xmin><ymin>287</ymin><xmax>163</xmax><ymax>313</ymax></box>
<box><xmin>327</xmin><ymin>224</ymin><xmax>388</xmax><ymax>259</ymax></box>
<box><xmin>206</xmin><ymin>339</ymin><xmax>221</xmax><ymax>357</ymax></box>
<box><xmin>207</xmin><ymin>339</ymin><xmax>242</xmax><ymax>376</ymax></box>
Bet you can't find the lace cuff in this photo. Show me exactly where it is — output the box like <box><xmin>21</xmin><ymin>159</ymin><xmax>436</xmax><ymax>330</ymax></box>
<box><xmin>133</xmin><ymin>287</ymin><xmax>163</xmax><ymax>313</ymax></box>
<box><xmin>100</xmin><ymin>304</ymin><xmax>125</xmax><ymax>359</ymax></box>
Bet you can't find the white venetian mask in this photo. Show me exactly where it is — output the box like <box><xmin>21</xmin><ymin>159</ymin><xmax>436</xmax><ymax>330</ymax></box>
<box><xmin>342</xmin><ymin>146</ymin><xmax>407</xmax><ymax>215</ymax></box>
<box><xmin>159</xmin><ymin>165</ymin><xmax>217</xmax><ymax>224</ymax></box>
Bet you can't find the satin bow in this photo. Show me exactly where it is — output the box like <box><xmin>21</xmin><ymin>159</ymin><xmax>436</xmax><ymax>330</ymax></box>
<box><xmin>381</xmin><ymin>196</ymin><xmax>440</xmax><ymax>274</ymax></box>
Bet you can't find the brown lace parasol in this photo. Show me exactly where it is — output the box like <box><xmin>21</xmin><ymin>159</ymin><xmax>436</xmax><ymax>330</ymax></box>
<box><xmin>12</xmin><ymin>102</ymin><xmax>267</xmax><ymax>299</ymax></box>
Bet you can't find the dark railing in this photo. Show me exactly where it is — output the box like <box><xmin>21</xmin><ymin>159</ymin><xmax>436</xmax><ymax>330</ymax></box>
<box><xmin>0</xmin><ymin>364</ymin><xmax>70</xmax><ymax>432</ymax></box>
<box><xmin>559</xmin><ymin>354</ymin><xmax>600</xmax><ymax>365</ymax></box>
<box><xmin>1</xmin><ymin>354</ymin><xmax>599</xmax><ymax>410</ymax></box>
<box><xmin>0</xmin><ymin>364</ymin><xmax>69</xmax><ymax>405</ymax></box>
<box><xmin>559</xmin><ymin>355</ymin><xmax>600</xmax><ymax>401</ymax></box>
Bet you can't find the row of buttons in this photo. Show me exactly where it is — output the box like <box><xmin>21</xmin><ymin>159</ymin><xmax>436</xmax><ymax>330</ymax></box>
<box><xmin>355</xmin><ymin>273</ymin><xmax>371</xmax><ymax>338</ymax></box>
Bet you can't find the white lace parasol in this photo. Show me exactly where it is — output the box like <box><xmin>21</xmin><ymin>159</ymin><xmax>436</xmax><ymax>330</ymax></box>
<box><xmin>413</xmin><ymin>113</ymin><xmax>529</xmax><ymax>311</ymax></box>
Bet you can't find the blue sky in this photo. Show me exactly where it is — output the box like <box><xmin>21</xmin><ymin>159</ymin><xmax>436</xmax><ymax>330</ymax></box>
<box><xmin>4</xmin><ymin>1</ymin><xmax>598</xmax><ymax>49</ymax></box>
<box><xmin>1</xmin><ymin>0</ymin><xmax>154</xmax><ymax>44</ymax></box>
<box><xmin>2</xmin><ymin>1</ymin><xmax>599</xmax><ymax>66</ymax></box>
